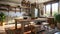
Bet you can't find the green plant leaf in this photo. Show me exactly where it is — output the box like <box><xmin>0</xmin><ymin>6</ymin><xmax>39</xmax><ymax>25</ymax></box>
<box><xmin>55</xmin><ymin>14</ymin><xmax>60</xmax><ymax>23</ymax></box>
<box><xmin>0</xmin><ymin>12</ymin><xmax>6</xmax><ymax>22</ymax></box>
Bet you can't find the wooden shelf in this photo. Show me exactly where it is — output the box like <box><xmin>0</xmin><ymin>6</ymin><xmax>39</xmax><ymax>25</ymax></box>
<box><xmin>0</xmin><ymin>9</ymin><xmax>8</xmax><ymax>11</ymax></box>
<box><xmin>0</xmin><ymin>4</ymin><xmax>31</xmax><ymax>13</ymax></box>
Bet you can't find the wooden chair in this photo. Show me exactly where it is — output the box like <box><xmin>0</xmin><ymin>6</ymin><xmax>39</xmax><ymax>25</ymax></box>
<box><xmin>5</xmin><ymin>28</ymin><xmax>21</xmax><ymax>34</ymax></box>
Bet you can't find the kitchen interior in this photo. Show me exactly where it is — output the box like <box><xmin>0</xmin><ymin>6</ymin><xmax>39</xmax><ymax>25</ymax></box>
<box><xmin>0</xmin><ymin>0</ymin><xmax>60</xmax><ymax>34</ymax></box>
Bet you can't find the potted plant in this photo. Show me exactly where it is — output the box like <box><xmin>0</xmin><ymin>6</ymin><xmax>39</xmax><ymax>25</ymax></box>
<box><xmin>54</xmin><ymin>14</ymin><xmax>60</xmax><ymax>29</ymax></box>
<box><xmin>0</xmin><ymin>12</ymin><xmax>6</xmax><ymax>26</ymax></box>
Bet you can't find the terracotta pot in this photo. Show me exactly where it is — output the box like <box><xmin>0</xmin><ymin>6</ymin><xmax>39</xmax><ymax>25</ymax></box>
<box><xmin>57</xmin><ymin>23</ymin><xmax>60</xmax><ymax>29</ymax></box>
<box><xmin>0</xmin><ymin>22</ymin><xmax>3</xmax><ymax>26</ymax></box>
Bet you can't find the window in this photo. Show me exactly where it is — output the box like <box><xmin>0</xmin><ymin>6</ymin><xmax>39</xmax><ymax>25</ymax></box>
<box><xmin>44</xmin><ymin>3</ymin><xmax>58</xmax><ymax>17</ymax></box>
<box><xmin>52</xmin><ymin>3</ymin><xmax>58</xmax><ymax>16</ymax></box>
<box><xmin>46</xmin><ymin>4</ymin><xmax>51</xmax><ymax>17</ymax></box>
<box><xmin>35</xmin><ymin>8</ymin><xmax>38</xmax><ymax>17</ymax></box>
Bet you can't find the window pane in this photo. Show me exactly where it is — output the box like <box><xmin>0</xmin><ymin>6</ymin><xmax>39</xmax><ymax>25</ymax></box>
<box><xmin>52</xmin><ymin>3</ymin><xmax>58</xmax><ymax>16</ymax></box>
<box><xmin>35</xmin><ymin>8</ymin><xmax>38</xmax><ymax>17</ymax></box>
<box><xmin>46</xmin><ymin>4</ymin><xmax>51</xmax><ymax>17</ymax></box>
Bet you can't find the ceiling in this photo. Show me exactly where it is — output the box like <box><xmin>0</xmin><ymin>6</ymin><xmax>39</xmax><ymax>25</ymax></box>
<box><xmin>0</xmin><ymin>0</ymin><xmax>52</xmax><ymax>3</ymax></box>
<box><xmin>0</xmin><ymin>0</ymin><xmax>52</xmax><ymax>6</ymax></box>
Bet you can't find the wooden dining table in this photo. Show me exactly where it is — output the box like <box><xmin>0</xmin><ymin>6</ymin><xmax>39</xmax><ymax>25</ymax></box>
<box><xmin>15</xmin><ymin>19</ymin><xmax>31</xmax><ymax>34</ymax></box>
<box><xmin>14</xmin><ymin>18</ymin><xmax>48</xmax><ymax>34</ymax></box>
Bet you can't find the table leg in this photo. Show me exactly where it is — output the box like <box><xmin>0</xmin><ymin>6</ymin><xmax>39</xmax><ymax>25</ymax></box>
<box><xmin>15</xmin><ymin>20</ymin><xmax>17</xmax><ymax>29</ymax></box>
<box><xmin>21</xmin><ymin>22</ymin><xmax>24</xmax><ymax>34</ymax></box>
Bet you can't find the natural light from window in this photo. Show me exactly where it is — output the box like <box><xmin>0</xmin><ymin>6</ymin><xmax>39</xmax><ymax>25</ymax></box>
<box><xmin>46</xmin><ymin>4</ymin><xmax>51</xmax><ymax>17</ymax></box>
<box><xmin>52</xmin><ymin>3</ymin><xmax>58</xmax><ymax>16</ymax></box>
<box><xmin>44</xmin><ymin>3</ymin><xmax>58</xmax><ymax>17</ymax></box>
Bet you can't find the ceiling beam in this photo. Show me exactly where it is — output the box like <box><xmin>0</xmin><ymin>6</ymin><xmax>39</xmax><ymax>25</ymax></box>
<box><xmin>0</xmin><ymin>0</ymin><xmax>21</xmax><ymax>4</ymax></box>
<box><xmin>43</xmin><ymin>0</ymin><xmax>59</xmax><ymax>5</ymax></box>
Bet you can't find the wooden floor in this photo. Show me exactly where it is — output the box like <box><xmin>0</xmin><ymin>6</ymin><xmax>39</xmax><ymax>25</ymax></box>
<box><xmin>0</xmin><ymin>26</ymin><xmax>5</xmax><ymax>34</ymax></box>
<box><xmin>0</xmin><ymin>26</ymin><xmax>35</xmax><ymax>34</ymax></box>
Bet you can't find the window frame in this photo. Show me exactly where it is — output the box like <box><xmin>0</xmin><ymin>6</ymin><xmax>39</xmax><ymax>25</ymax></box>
<box><xmin>44</xmin><ymin>2</ymin><xmax>59</xmax><ymax>17</ymax></box>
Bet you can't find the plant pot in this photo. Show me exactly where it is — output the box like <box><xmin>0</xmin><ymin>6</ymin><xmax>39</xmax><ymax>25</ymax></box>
<box><xmin>57</xmin><ymin>23</ymin><xmax>60</xmax><ymax>29</ymax></box>
<box><xmin>0</xmin><ymin>22</ymin><xmax>3</xmax><ymax>26</ymax></box>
